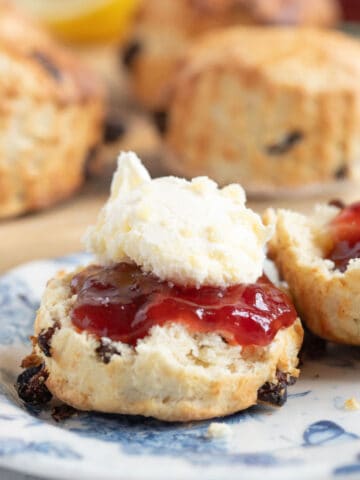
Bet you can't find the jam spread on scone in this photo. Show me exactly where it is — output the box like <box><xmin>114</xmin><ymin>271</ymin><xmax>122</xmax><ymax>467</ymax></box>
<box><xmin>71</xmin><ymin>263</ymin><xmax>297</xmax><ymax>347</ymax></box>
<box><xmin>326</xmin><ymin>201</ymin><xmax>360</xmax><ymax>272</ymax></box>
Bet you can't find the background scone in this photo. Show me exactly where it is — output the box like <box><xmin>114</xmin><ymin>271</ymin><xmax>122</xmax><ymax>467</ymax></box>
<box><xmin>164</xmin><ymin>27</ymin><xmax>360</xmax><ymax>194</ymax></box>
<box><xmin>122</xmin><ymin>0</ymin><xmax>340</xmax><ymax>111</ymax></box>
<box><xmin>29</xmin><ymin>270</ymin><xmax>303</xmax><ymax>422</ymax></box>
<box><xmin>0</xmin><ymin>1</ymin><xmax>104</xmax><ymax>218</ymax></box>
<box><xmin>265</xmin><ymin>204</ymin><xmax>360</xmax><ymax>346</ymax></box>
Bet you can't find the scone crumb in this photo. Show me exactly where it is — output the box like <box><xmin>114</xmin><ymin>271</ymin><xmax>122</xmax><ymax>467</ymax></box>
<box><xmin>344</xmin><ymin>397</ymin><xmax>360</xmax><ymax>411</ymax></box>
<box><xmin>206</xmin><ymin>422</ymin><xmax>233</xmax><ymax>439</ymax></box>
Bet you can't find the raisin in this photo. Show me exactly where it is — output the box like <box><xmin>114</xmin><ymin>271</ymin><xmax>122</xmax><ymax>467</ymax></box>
<box><xmin>21</xmin><ymin>353</ymin><xmax>42</xmax><ymax>369</ymax></box>
<box><xmin>328</xmin><ymin>199</ymin><xmax>345</xmax><ymax>209</ymax></box>
<box><xmin>16</xmin><ymin>364</ymin><xmax>52</xmax><ymax>406</ymax></box>
<box><xmin>37</xmin><ymin>321</ymin><xmax>60</xmax><ymax>357</ymax></box>
<box><xmin>257</xmin><ymin>370</ymin><xmax>296</xmax><ymax>406</ymax></box>
<box><xmin>52</xmin><ymin>404</ymin><xmax>78</xmax><ymax>422</ymax></box>
<box><xmin>103</xmin><ymin>114</ymin><xmax>126</xmax><ymax>143</ymax></box>
<box><xmin>266</xmin><ymin>131</ymin><xmax>303</xmax><ymax>155</ymax></box>
<box><xmin>31</xmin><ymin>51</ymin><xmax>62</xmax><ymax>82</ymax></box>
<box><xmin>334</xmin><ymin>165</ymin><xmax>348</xmax><ymax>180</ymax></box>
<box><xmin>153</xmin><ymin>111</ymin><xmax>168</xmax><ymax>135</ymax></box>
<box><xmin>122</xmin><ymin>41</ymin><xmax>142</xmax><ymax>70</ymax></box>
<box><xmin>96</xmin><ymin>338</ymin><xmax>121</xmax><ymax>364</ymax></box>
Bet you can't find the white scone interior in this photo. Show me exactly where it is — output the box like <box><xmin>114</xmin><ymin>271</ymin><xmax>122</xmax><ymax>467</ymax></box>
<box><xmin>34</xmin><ymin>271</ymin><xmax>302</xmax><ymax>422</ymax></box>
<box><xmin>265</xmin><ymin>205</ymin><xmax>360</xmax><ymax>346</ymax></box>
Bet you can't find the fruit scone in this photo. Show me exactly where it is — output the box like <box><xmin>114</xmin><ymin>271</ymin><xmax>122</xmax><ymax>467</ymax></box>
<box><xmin>122</xmin><ymin>0</ymin><xmax>340</xmax><ymax>112</ymax></box>
<box><xmin>164</xmin><ymin>27</ymin><xmax>360</xmax><ymax>194</ymax></box>
<box><xmin>0</xmin><ymin>1</ymin><xmax>104</xmax><ymax>218</ymax></box>
<box><xmin>17</xmin><ymin>152</ymin><xmax>303</xmax><ymax>422</ymax></box>
<box><xmin>265</xmin><ymin>201</ymin><xmax>360</xmax><ymax>346</ymax></box>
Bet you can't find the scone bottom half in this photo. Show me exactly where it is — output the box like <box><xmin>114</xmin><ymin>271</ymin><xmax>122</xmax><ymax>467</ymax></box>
<box><xmin>17</xmin><ymin>266</ymin><xmax>303</xmax><ymax>422</ymax></box>
<box><xmin>265</xmin><ymin>200</ymin><xmax>360</xmax><ymax>346</ymax></box>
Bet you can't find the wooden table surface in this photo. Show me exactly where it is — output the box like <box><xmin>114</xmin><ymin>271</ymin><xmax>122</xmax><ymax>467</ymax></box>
<box><xmin>1</xmin><ymin>175</ymin><xmax>359</xmax><ymax>275</ymax></box>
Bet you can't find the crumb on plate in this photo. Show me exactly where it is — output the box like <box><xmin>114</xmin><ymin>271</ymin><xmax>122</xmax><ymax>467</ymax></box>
<box><xmin>344</xmin><ymin>397</ymin><xmax>360</xmax><ymax>411</ymax></box>
<box><xmin>206</xmin><ymin>422</ymin><xmax>233</xmax><ymax>439</ymax></box>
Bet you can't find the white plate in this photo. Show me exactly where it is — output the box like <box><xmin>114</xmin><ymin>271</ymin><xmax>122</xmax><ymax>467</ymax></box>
<box><xmin>0</xmin><ymin>254</ymin><xmax>360</xmax><ymax>480</ymax></box>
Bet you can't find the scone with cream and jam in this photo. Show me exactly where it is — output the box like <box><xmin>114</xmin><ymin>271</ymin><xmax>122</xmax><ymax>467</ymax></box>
<box><xmin>265</xmin><ymin>201</ymin><xmax>360</xmax><ymax>346</ymax></box>
<box><xmin>17</xmin><ymin>152</ymin><xmax>303</xmax><ymax>422</ymax></box>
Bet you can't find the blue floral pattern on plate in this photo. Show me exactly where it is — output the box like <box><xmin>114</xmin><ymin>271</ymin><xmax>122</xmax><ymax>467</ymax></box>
<box><xmin>0</xmin><ymin>254</ymin><xmax>360</xmax><ymax>480</ymax></box>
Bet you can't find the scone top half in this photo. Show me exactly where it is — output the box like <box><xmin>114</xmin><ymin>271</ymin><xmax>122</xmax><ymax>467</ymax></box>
<box><xmin>265</xmin><ymin>202</ymin><xmax>360</xmax><ymax>345</ymax></box>
<box><xmin>0</xmin><ymin>1</ymin><xmax>104</xmax><ymax>218</ymax></box>
<box><xmin>122</xmin><ymin>0</ymin><xmax>340</xmax><ymax>110</ymax></box>
<box><xmin>21</xmin><ymin>152</ymin><xmax>303</xmax><ymax>422</ymax></box>
<box><xmin>164</xmin><ymin>27</ymin><xmax>360</xmax><ymax>193</ymax></box>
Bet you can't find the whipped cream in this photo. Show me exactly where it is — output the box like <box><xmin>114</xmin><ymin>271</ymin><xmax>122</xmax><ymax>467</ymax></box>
<box><xmin>85</xmin><ymin>152</ymin><xmax>272</xmax><ymax>287</ymax></box>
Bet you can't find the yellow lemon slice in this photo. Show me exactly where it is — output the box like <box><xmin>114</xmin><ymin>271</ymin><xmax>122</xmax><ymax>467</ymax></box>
<box><xmin>13</xmin><ymin>0</ymin><xmax>140</xmax><ymax>43</ymax></box>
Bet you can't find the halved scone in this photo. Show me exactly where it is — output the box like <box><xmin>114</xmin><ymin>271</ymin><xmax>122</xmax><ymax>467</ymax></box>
<box><xmin>23</xmin><ymin>269</ymin><xmax>302</xmax><ymax>422</ymax></box>
<box><xmin>265</xmin><ymin>204</ymin><xmax>360</xmax><ymax>345</ymax></box>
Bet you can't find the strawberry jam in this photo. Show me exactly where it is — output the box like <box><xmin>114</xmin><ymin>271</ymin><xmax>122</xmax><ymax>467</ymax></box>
<box><xmin>70</xmin><ymin>263</ymin><xmax>297</xmax><ymax>347</ymax></box>
<box><xmin>327</xmin><ymin>201</ymin><xmax>360</xmax><ymax>272</ymax></box>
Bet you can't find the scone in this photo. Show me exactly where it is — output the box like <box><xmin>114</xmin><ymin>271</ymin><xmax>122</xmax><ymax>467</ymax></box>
<box><xmin>164</xmin><ymin>27</ymin><xmax>360</xmax><ymax>194</ymax></box>
<box><xmin>0</xmin><ymin>1</ymin><xmax>104</xmax><ymax>218</ymax></box>
<box><xmin>265</xmin><ymin>201</ymin><xmax>360</xmax><ymax>345</ymax></box>
<box><xmin>122</xmin><ymin>0</ymin><xmax>340</xmax><ymax>111</ymax></box>
<box><xmin>17</xmin><ymin>151</ymin><xmax>303</xmax><ymax>422</ymax></box>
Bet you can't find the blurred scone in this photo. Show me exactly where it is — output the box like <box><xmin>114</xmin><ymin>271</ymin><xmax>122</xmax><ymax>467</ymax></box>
<box><xmin>30</xmin><ymin>271</ymin><xmax>302</xmax><ymax>421</ymax></box>
<box><xmin>122</xmin><ymin>0</ymin><xmax>340</xmax><ymax>111</ymax></box>
<box><xmin>0</xmin><ymin>2</ymin><xmax>104</xmax><ymax>218</ymax></box>
<box><xmin>264</xmin><ymin>203</ymin><xmax>360</xmax><ymax>345</ymax></box>
<box><xmin>164</xmin><ymin>27</ymin><xmax>360</xmax><ymax>193</ymax></box>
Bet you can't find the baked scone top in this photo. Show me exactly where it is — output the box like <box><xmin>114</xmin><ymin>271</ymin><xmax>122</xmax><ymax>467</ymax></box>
<box><xmin>136</xmin><ymin>0</ymin><xmax>340</xmax><ymax>30</ymax></box>
<box><xmin>173</xmin><ymin>27</ymin><xmax>360</xmax><ymax>93</ymax></box>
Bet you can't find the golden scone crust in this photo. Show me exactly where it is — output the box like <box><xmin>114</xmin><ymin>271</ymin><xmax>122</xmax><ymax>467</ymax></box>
<box><xmin>33</xmin><ymin>269</ymin><xmax>303</xmax><ymax>422</ymax></box>
<box><xmin>265</xmin><ymin>205</ymin><xmax>360</xmax><ymax>345</ymax></box>
<box><xmin>123</xmin><ymin>0</ymin><xmax>340</xmax><ymax>110</ymax></box>
<box><xmin>0</xmin><ymin>2</ymin><xmax>104</xmax><ymax>218</ymax></box>
<box><xmin>164</xmin><ymin>27</ymin><xmax>360</xmax><ymax>193</ymax></box>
